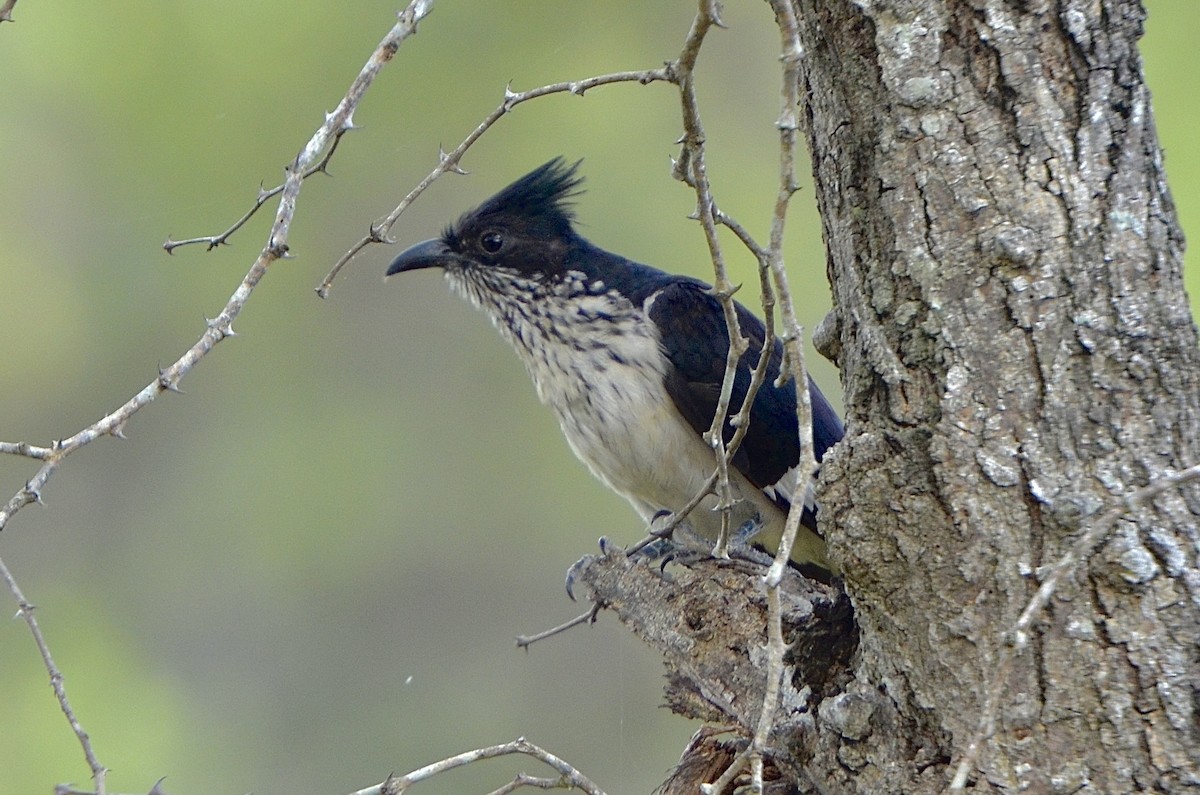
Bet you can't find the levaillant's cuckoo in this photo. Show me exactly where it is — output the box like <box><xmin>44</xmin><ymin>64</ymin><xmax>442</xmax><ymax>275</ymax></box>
<box><xmin>387</xmin><ymin>159</ymin><xmax>843</xmax><ymax>580</ymax></box>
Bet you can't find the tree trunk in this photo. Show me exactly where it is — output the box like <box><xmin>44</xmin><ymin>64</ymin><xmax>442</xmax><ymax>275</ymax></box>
<box><xmin>800</xmin><ymin>0</ymin><xmax>1200</xmax><ymax>791</ymax></box>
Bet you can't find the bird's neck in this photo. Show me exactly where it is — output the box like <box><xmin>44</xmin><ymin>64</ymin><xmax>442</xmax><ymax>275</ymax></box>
<box><xmin>444</xmin><ymin>267</ymin><xmax>665</xmax><ymax>407</ymax></box>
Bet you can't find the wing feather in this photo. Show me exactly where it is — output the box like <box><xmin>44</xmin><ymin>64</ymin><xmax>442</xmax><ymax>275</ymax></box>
<box><xmin>641</xmin><ymin>280</ymin><xmax>843</xmax><ymax>511</ymax></box>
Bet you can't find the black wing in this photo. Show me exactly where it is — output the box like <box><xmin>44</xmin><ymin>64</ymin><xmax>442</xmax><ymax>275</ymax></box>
<box><xmin>644</xmin><ymin>279</ymin><xmax>843</xmax><ymax>503</ymax></box>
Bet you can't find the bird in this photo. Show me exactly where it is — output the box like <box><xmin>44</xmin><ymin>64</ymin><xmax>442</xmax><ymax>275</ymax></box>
<box><xmin>386</xmin><ymin>158</ymin><xmax>843</xmax><ymax>581</ymax></box>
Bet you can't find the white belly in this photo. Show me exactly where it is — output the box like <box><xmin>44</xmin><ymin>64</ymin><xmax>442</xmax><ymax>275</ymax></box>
<box><xmin>549</xmin><ymin>363</ymin><xmax>785</xmax><ymax>548</ymax></box>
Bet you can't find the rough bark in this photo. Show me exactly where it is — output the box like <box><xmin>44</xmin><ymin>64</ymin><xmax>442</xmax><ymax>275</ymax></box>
<box><xmin>799</xmin><ymin>0</ymin><xmax>1200</xmax><ymax>791</ymax></box>
<box><xmin>580</xmin><ymin>1</ymin><xmax>1199</xmax><ymax>793</ymax></box>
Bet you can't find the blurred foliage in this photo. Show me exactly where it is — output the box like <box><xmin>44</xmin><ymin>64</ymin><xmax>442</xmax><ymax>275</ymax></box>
<box><xmin>0</xmin><ymin>2</ymin><xmax>1195</xmax><ymax>794</ymax></box>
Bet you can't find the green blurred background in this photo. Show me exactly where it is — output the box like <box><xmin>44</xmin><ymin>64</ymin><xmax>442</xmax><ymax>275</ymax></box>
<box><xmin>0</xmin><ymin>2</ymin><xmax>1195</xmax><ymax>793</ymax></box>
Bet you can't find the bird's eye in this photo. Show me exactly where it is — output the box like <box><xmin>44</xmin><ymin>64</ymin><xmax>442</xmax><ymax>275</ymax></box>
<box><xmin>480</xmin><ymin>231</ymin><xmax>504</xmax><ymax>254</ymax></box>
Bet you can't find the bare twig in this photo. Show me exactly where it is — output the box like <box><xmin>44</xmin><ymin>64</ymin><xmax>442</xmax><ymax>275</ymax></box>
<box><xmin>515</xmin><ymin>603</ymin><xmax>601</xmax><ymax>649</ymax></box>
<box><xmin>0</xmin><ymin>441</ymin><xmax>54</xmax><ymax>460</ymax></box>
<box><xmin>485</xmin><ymin>772</ymin><xmax>583</xmax><ymax>795</ymax></box>
<box><xmin>316</xmin><ymin>67</ymin><xmax>672</xmax><ymax>298</ymax></box>
<box><xmin>162</xmin><ymin>128</ymin><xmax>350</xmax><ymax>253</ymax></box>
<box><xmin>347</xmin><ymin>738</ymin><xmax>605</xmax><ymax>795</ymax></box>
<box><xmin>762</xmin><ymin>0</ymin><xmax>813</xmax><ymax>588</ymax></box>
<box><xmin>1</xmin><ymin>554</ymin><xmax>107</xmax><ymax>794</ymax></box>
<box><xmin>702</xmin><ymin>5</ymin><xmax>814</xmax><ymax>793</ymax></box>
<box><xmin>669</xmin><ymin>1</ymin><xmax>748</xmax><ymax>559</ymax></box>
<box><xmin>622</xmin><ymin>0</ymin><xmax>800</xmax><ymax>595</ymax></box>
<box><xmin>946</xmin><ymin>463</ymin><xmax>1200</xmax><ymax>791</ymax></box>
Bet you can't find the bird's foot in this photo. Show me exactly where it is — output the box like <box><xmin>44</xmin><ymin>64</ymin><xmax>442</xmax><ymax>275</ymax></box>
<box><xmin>732</xmin><ymin>515</ymin><xmax>766</xmax><ymax>546</ymax></box>
<box><xmin>619</xmin><ymin>509</ymin><xmax>677</xmax><ymax>559</ymax></box>
<box><xmin>564</xmin><ymin>514</ymin><xmax>688</xmax><ymax>599</ymax></box>
<box><xmin>564</xmin><ymin>535</ymin><xmax>631</xmax><ymax>600</ymax></box>
<box><xmin>711</xmin><ymin>517</ymin><xmax>773</xmax><ymax>566</ymax></box>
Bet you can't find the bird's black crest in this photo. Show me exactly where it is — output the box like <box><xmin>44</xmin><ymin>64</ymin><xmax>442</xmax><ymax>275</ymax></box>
<box><xmin>449</xmin><ymin>158</ymin><xmax>584</xmax><ymax>240</ymax></box>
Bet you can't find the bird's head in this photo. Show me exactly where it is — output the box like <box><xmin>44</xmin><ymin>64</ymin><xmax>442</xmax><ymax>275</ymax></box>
<box><xmin>386</xmin><ymin>158</ymin><xmax>584</xmax><ymax>286</ymax></box>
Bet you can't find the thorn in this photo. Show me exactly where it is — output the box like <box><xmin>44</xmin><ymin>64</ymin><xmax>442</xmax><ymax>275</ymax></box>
<box><xmin>24</xmin><ymin>482</ymin><xmax>43</xmax><ymax>505</ymax></box>
<box><xmin>502</xmin><ymin>81</ymin><xmax>518</xmax><ymax>110</ymax></box>
<box><xmin>342</xmin><ymin>110</ymin><xmax>360</xmax><ymax>132</ymax></box>
<box><xmin>111</xmin><ymin>421</ymin><xmax>128</xmax><ymax>440</ymax></box>
<box><xmin>438</xmin><ymin>146</ymin><xmax>468</xmax><ymax>175</ymax></box>
<box><xmin>157</xmin><ymin>365</ymin><xmax>184</xmax><ymax>394</ymax></box>
<box><xmin>569</xmin><ymin>81</ymin><xmax>585</xmax><ymax>96</ymax></box>
<box><xmin>409</xmin><ymin>0</ymin><xmax>434</xmax><ymax>22</ymax></box>
<box><xmin>314</xmin><ymin>285</ymin><xmax>330</xmax><ymax>300</ymax></box>
<box><xmin>706</xmin><ymin>0</ymin><xmax>727</xmax><ymax>28</ymax></box>
<box><xmin>162</xmin><ymin>237</ymin><xmax>176</xmax><ymax>253</ymax></box>
<box><xmin>257</xmin><ymin>182</ymin><xmax>270</xmax><ymax>202</ymax></box>
<box><xmin>707</xmin><ymin>282</ymin><xmax>742</xmax><ymax>300</ymax></box>
<box><xmin>206</xmin><ymin>316</ymin><xmax>235</xmax><ymax>340</ymax></box>
<box><xmin>324</xmin><ymin>109</ymin><xmax>337</xmax><ymax>126</ymax></box>
<box><xmin>147</xmin><ymin>776</ymin><xmax>169</xmax><ymax>795</ymax></box>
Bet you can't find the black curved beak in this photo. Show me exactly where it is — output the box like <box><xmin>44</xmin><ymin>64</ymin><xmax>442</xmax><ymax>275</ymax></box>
<box><xmin>385</xmin><ymin>238</ymin><xmax>459</xmax><ymax>276</ymax></box>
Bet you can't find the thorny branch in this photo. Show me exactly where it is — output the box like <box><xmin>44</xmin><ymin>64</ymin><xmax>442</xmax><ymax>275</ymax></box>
<box><xmin>669</xmin><ymin>1</ymin><xmax>751</xmax><ymax>561</ymax></box>
<box><xmin>347</xmin><ymin>738</ymin><xmax>605</xmax><ymax>795</ymax></box>
<box><xmin>316</xmin><ymin>67</ymin><xmax>673</xmax><ymax>298</ymax></box>
<box><xmin>947</xmin><ymin>462</ymin><xmax>1200</xmax><ymax>791</ymax></box>
<box><xmin>0</xmin><ymin>3</ymin><xmax>433</xmax><ymax>792</ymax></box>
<box><xmin>0</xmin><ymin>554</ymin><xmax>107</xmax><ymax>794</ymax></box>
<box><xmin>162</xmin><ymin>130</ymin><xmax>350</xmax><ymax>253</ymax></box>
<box><xmin>669</xmin><ymin>2</ymin><xmax>816</xmax><ymax>792</ymax></box>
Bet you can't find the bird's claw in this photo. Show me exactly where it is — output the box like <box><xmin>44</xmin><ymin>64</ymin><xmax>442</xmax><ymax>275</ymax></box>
<box><xmin>564</xmin><ymin>554</ymin><xmax>592</xmax><ymax>601</ymax></box>
<box><xmin>565</xmin><ymin>536</ymin><xmax>630</xmax><ymax>600</ymax></box>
